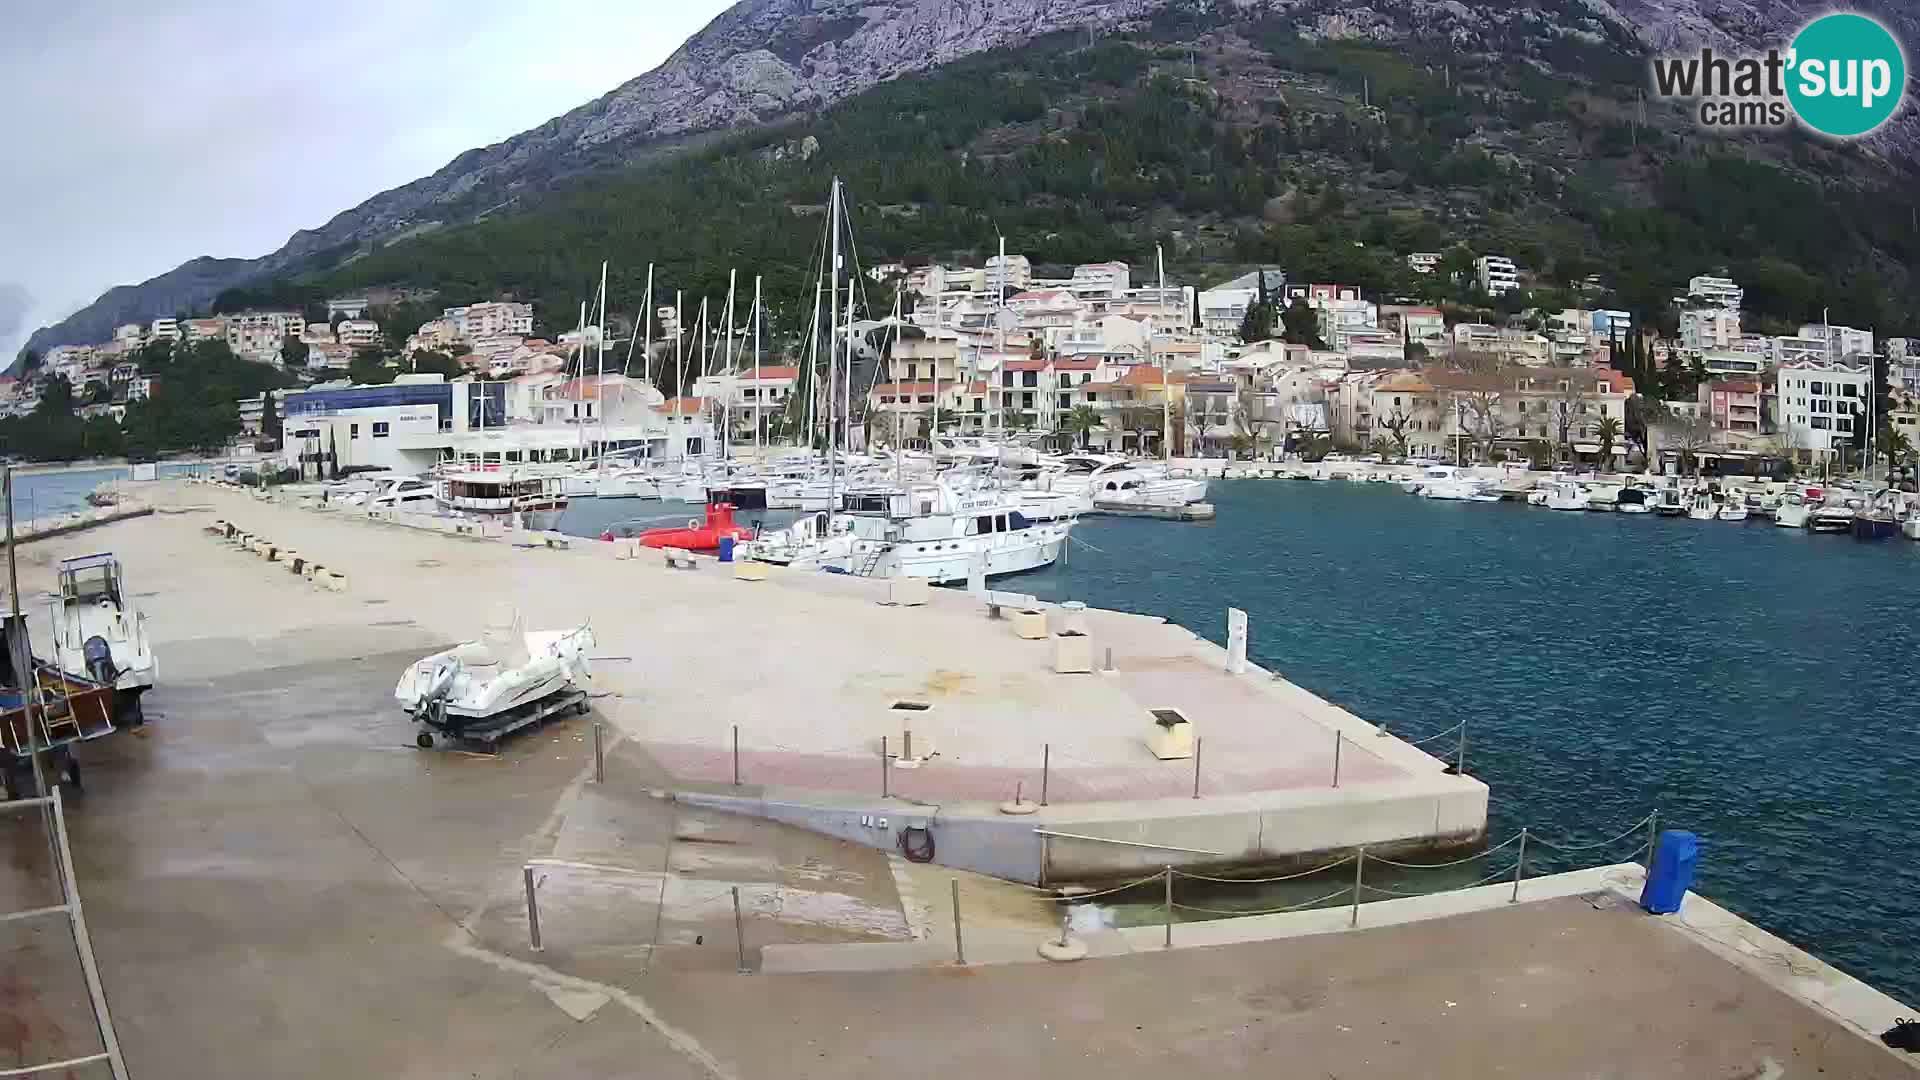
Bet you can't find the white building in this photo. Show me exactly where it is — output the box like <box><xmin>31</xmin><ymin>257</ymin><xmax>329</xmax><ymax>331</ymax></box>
<box><xmin>1888</xmin><ymin>338</ymin><xmax>1918</xmax><ymax>394</ymax></box>
<box><xmin>692</xmin><ymin>365</ymin><xmax>799</xmax><ymax>434</ymax></box>
<box><xmin>1406</xmin><ymin>252</ymin><xmax>1440</xmax><ymax>275</ymax></box>
<box><xmin>1800</xmin><ymin>323</ymin><xmax>1874</xmax><ymax>361</ymax></box>
<box><xmin>444</xmin><ymin>301</ymin><xmax>534</xmax><ymax>340</ymax></box>
<box><xmin>1771</xmin><ymin>332</ymin><xmax>1830</xmax><ymax>366</ymax></box>
<box><xmin>327</xmin><ymin>296</ymin><xmax>370</xmax><ymax>320</ymax></box>
<box><xmin>1069</xmin><ymin>261</ymin><xmax>1131</xmax><ymax>299</ymax></box>
<box><xmin>1475</xmin><ymin>256</ymin><xmax>1520</xmax><ymax>296</ymax></box>
<box><xmin>336</xmin><ymin>319</ymin><xmax>381</xmax><ymax>348</ymax></box>
<box><xmin>226</xmin><ymin>311</ymin><xmax>307</xmax><ymax>362</ymax></box>
<box><xmin>1198</xmin><ymin>270</ymin><xmax>1286</xmax><ymax>337</ymax></box>
<box><xmin>1686</xmin><ymin>275</ymin><xmax>1743</xmax><ymax>310</ymax></box>
<box><xmin>1776</xmin><ymin>360</ymin><xmax>1872</xmax><ymax>455</ymax></box>
<box><xmin>149</xmin><ymin>317</ymin><xmax>181</xmax><ymax>342</ymax></box>
<box><xmin>112</xmin><ymin>324</ymin><xmax>145</xmax><ymax>346</ymax></box>
<box><xmin>1679</xmin><ymin>308</ymin><xmax>1741</xmax><ymax>354</ymax></box>
<box><xmin>982</xmin><ymin>254</ymin><xmax>1032</xmax><ymax>296</ymax></box>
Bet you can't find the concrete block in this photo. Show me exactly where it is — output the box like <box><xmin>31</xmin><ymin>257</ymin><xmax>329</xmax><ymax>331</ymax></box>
<box><xmin>1010</xmin><ymin>609</ymin><xmax>1048</xmax><ymax>640</ymax></box>
<box><xmin>733</xmin><ymin>560</ymin><xmax>769</xmax><ymax>581</ymax></box>
<box><xmin>1052</xmin><ymin>632</ymin><xmax>1094</xmax><ymax>674</ymax></box>
<box><xmin>888</xmin><ymin>577</ymin><xmax>930</xmax><ymax>606</ymax></box>
<box><xmin>1147</xmin><ymin>709</ymin><xmax>1195</xmax><ymax>760</ymax></box>
<box><xmin>320</xmin><ymin>572</ymin><xmax>348</xmax><ymax>593</ymax></box>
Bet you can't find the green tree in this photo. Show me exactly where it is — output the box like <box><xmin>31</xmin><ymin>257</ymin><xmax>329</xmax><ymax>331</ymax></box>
<box><xmin>1595</xmin><ymin>415</ymin><xmax>1622</xmax><ymax>467</ymax></box>
<box><xmin>1279</xmin><ymin>298</ymin><xmax>1325</xmax><ymax>349</ymax></box>
<box><xmin>348</xmin><ymin>349</ymin><xmax>397</xmax><ymax>385</ymax></box>
<box><xmin>1064</xmin><ymin>404</ymin><xmax>1102</xmax><ymax>448</ymax></box>
<box><xmin>1237</xmin><ymin>301</ymin><xmax>1274</xmax><ymax>343</ymax></box>
<box><xmin>280</xmin><ymin>333</ymin><xmax>309</xmax><ymax>369</ymax></box>
<box><xmin>408</xmin><ymin>350</ymin><xmax>464</xmax><ymax>378</ymax></box>
<box><xmin>260</xmin><ymin>391</ymin><xmax>281</xmax><ymax>446</ymax></box>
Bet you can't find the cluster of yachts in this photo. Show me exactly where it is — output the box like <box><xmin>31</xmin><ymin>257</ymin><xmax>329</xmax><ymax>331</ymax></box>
<box><xmin>312</xmin><ymin>441</ymin><xmax>1212</xmax><ymax>583</ymax></box>
<box><xmin>1392</xmin><ymin>463</ymin><xmax>1920</xmax><ymax>539</ymax></box>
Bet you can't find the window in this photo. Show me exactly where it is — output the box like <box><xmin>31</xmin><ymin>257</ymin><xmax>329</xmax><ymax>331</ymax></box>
<box><xmin>972</xmin><ymin>398</ymin><xmax>983</xmax><ymax>413</ymax></box>
<box><xmin>917</xmin><ymin>395</ymin><xmax>935</xmax><ymax>404</ymax></box>
<box><xmin>1085</xmin><ymin>391</ymin><xmax>1096</xmax><ymax>403</ymax></box>
<box><xmin>905</xmin><ymin>364</ymin><xmax>917</xmax><ymax>380</ymax></box>
<box><xmin>1835</xmin><ymin>416</ymin><xmax>1853</xmax><ymax>433</ymax></box>
<box><xmin>880</xmin><ymin>395</ymin><xmax>895</xmax><ymax>404</ymax></box>
<box><xmin>1021</xmin><ymin>392</ymin><xmax>1034</xmax><ymax>409</ymax></box>
<box><xmin>1058</xmin><ymin>393</ymin><xmax>1072</xmax><ymax>409</ymax></box>
<box><xmin>350</xmin><ymin>423</ymin><xmax>360</xmax><ymax>439</ymax></box>
<box><xmin>372</xmin><ymin>422</ymin><xmax>390</xmax><ymax>438</ymax></box>
<box><xmin>1022</xmin><ymin>371</ymin><xmax>1038</xmax><ymax>388</ymax></box>
<box><xmin>1001</xmin><ymin>371</ymin><xmax>1013</xmax><ymax>387</ymax></box>
<box><xmin>1812</xmin><ymin>417</ymin><xmax>1831</xmax><ymax>430</ymax></box>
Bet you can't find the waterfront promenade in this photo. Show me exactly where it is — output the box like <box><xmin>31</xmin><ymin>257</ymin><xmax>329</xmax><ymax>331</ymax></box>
<box><xmin>0</xmin><ymin>485</ymin><xmax>1913</xmax><ymax>1077</ymax></box>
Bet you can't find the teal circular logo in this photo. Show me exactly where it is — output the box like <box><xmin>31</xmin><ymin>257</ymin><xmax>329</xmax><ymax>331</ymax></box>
<box><xmin>1787</xmin><ymin>13</ymin><xmax>1907</xmax><ymax>137</ymax></box>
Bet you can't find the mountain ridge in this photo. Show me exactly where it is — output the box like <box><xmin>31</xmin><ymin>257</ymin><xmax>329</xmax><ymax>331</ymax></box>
<box><xmin>22</xmin><ymin>0</ymin><xmax>1919</xmax><ymax>360</ymax></box>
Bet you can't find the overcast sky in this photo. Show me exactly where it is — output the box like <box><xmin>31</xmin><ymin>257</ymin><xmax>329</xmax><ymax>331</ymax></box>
<box><xmin>0</xmin><ymin>0</ymin><xmax>735</xmax><ymax>360</ymax></box>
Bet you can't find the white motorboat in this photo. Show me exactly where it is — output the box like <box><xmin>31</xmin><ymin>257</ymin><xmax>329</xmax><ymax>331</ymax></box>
<box><xmin>1584</xmin><ymin>484</ymin><xmax>1622</xmax><ymax>512</ymax></box>
<box><xmin>1902</xmin><ymin>512</ymin><xmax>1920</xmax><ymax>540</ymax></box>
<box><xmin>1041</xmin><ymin>456</ymin><xmax>1206</xmax><ymax>508</ymax></box>
<box><xmin>1686</xmin><ymin>491</ymin><xmax>1718</xmax><ymax>520</ymax></box>
<box><xmin>1616</xmin><ymin>487</ymin><xmax>1653</xmax><ymax>514</ymax></box>
<box><xmin>47</xmin><ymin>553</ymin><xmax>155</xmax><ymax>724</ymax></box>
<box><xmin>395</xmin><ymin>611</ymin><xmax>594</xmax><ymax>745</ymax></box>
<box><xmin>1716</xmin><ymin>502</ymin><xmax>1749</xmax><ymax>522</ymax></box>
<box><xmin>1807</xmin><ymin>500</ymin><xmax>1857</xmax><ymax>534</ymax></box>
<box><xmin>743</xmin><ymin>478</ymin><xmax>1071</xmax><ymax>583</ymax></box>
<box><xmin>1773</xmin><ymin>492</ymin><xmax>1811</xmax><ymax>528</ymax></box>
<box><xmin>1542</xmin><ymin>480</ymin><xmax>1587</xmax><ymax>511</ymax></box>
<box><xmin>1653</xmin><ymin>487</ymin><xmax>1687</xmax><ymax>517</ymax></box>
<box><xmin>363</xmin><ymin>475</ymin><xmax>438</xmax><ymax>511</ymax></box>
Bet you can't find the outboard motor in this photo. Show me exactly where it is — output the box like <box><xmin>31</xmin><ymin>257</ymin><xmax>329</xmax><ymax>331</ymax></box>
<box><xmin>82</xmin><ymin>635</ymin><xmax>118</xmax><ymax>685</ymax></box>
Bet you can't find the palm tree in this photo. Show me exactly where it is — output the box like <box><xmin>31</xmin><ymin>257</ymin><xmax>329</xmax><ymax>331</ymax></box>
<box><xmin>1595</xmin><ymin>415</ymin><xmax>1622</xmax><ymax>469</ymax></box>
<box><xmin>1064</xmin><ymin>404</ymin><xmax>1102</xmax><ymax>449</ymax></box>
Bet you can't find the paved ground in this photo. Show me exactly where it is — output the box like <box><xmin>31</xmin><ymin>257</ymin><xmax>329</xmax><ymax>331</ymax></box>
<box><xmin>1</xmin><ymin>495</ymin><xmax>1912</xmax><ymax>1078</ymax></box>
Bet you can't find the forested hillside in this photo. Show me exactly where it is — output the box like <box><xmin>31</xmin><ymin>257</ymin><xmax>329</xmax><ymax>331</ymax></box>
<box><xmin>292</xmin><ymin>11</ymin><xmax>1920</xmax><ymax>339</ymax></box>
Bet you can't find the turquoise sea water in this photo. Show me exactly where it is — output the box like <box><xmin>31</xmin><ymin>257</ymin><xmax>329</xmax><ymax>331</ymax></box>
<box><xmin>563</xmin><ymin>481</ymin><xmax>1920</xmax><ymax>1004</ymax></box>
<box><xmin>4</xmin><ymin>464</ymin><xmax>204</xmax><ymax>522</ymax></box>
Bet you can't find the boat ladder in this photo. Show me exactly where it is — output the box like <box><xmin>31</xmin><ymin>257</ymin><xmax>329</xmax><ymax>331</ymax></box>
<box><xmin>853</xmin><ymin>543</ymin><xmax>890</xmax><ymax>578</ymax></box>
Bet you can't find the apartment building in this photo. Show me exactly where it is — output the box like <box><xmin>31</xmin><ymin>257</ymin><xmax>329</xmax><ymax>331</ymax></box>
<box><xmin>1197</xmin><ymin>270</ymin><xmax>1286</xmax><ymax>337</ymax></box>
<box><xmin>1700</xmin><ymin>380</ymin><xmax>1765</xmax><ymax>435</ymax></box>
<box><xmin>1069</xmin><ymin>262</ymin><xmax>1131</xmax><ymax>299</ymax></box>
<box><xmin>1776</xmin><ymin>359</ymin><xmax>1872</xmax><ymax>454</ymax></box>
<box><xmin>1800</xmin><ymin>323</ymin><xmax>1874</xmax><ymax>361</ymax></box>
<box><xmin>149</xmin><ymin>317</ymin><xmax>181</xmax><ymax>342</ymax></box>
<box><xmin>185</xmin><ymin>317</ymin><xmax>228</xmax><ymax>342</ymax></box>
<box><xmin>226</xmin><ymin>311</ymin><xmax>306</xmax><ymax>362</ymax></box>
<box><xmin>444</xmin><ymin>301</ymin><xmax>534</xmax><ymax>340</ymax></box>
<box><xmin>1405</xmin><ymin>252</ymin><xmax>1441</xmax><ymax>275</ymax></box>
<box><xmin>335</xmin><ymin>319</ymin><xmax>381</xmax><ymax>348</ymax></box>
<box><xmin>1679</xmin><ymin>308</ymin><xmax>1741</xmax><ymax>354</ymax></box>
<box><xmin>982</xmin><ymin>254</ymin><xmax>1032</xmax><ymax>295</ymax></box>
<box><xmin>1686</xmin><ymin>275</ymin><xmax>1743</xmax><ymax>310</ymax></box>
<box><xmin>1475</xmin><ymin>255</ymin><xmax>1520</xmax><ymax>296</ymax></box>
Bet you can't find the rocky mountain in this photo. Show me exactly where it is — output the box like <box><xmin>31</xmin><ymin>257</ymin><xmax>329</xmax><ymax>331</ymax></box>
<box><xmin>24</xmin><ymin>0</ymin><xmax>1918</xmax><ymax>358</ymax></box>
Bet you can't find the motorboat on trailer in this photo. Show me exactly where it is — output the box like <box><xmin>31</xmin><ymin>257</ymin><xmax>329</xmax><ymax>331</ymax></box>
<box><xmin>394</xmin><ymin>609</ymin><xmax>595</xmax><ymax>750</ymax></box>
<box><xmin>48</xmin><ymin>554</ymin><xmax>155</xmax><ymax>725</ymax></box>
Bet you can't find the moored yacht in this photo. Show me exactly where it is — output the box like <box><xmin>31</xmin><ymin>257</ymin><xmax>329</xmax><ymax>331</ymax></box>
<box><xmin>437</xmin><ymin>468</ymin><xmax>570</xmax><ymax>530</ymax></box>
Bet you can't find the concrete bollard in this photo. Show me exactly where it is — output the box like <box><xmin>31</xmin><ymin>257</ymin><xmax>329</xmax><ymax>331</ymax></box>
<box><xmin>1226</xmin><ymin>607</ymin><xmax>1248</xmax><ymax>674</ymax></box>
<box><xmin>321</xmin><ymin>572</ymin><xmax>348</xmax><ymax>593</ymax></box>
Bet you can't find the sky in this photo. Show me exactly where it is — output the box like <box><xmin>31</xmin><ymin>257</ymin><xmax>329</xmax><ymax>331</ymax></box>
<box><xmin>0</xmin><ymin>0</ymin><xmax>736</xmax><ymax>361</ymax></box>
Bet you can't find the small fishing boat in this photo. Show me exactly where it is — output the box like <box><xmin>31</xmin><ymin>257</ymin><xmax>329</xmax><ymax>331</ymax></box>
<box><xmin>1653</xmin><ymin>487</ymin><xmax>1688</xmax><ymax>517</ymax></box>
<box><xmin>394</xmin><ymin>610</ymin><xmax>595</xmax><ymax>749</ymax></box>
<box><xmin>1774</xmin><ymin>492</ymin><xmax>1812</xmax><ymax>528</ymax></box>
<box><xmin>48</xmin><ymin>554</ymin><xmax>155</xmax><ymax>724</ymax></box>
<box><xmin>1616</xmin><ymin>487</ymin><xmax>1653</xmax><ymax>514</ymax></box>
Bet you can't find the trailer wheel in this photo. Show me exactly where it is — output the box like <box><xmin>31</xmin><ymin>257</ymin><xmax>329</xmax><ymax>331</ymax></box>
<box><xmin>126</xmin><ymin>696</ymin><xmax>145</xmax><ymax>728</ymax></box>
<box><xmin>65</xmin><ymin>759</ymin><xmax>82</xmax><ymax>792</ymax></box>
<box><xmin>416</xmin><ymin>732</ymin><xmax>434</xmax><ymax>749</ymax></box>
<box><xmin>577</xmin><ymin>699</ymin><xmax>592</xmax><ymax>716</ymax></box>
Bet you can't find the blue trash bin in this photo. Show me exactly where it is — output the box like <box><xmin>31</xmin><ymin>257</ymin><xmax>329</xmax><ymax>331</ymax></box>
<box><xmin>1639</xmin><ymin>829</ymin><xmax>1699</xmax><ymax>915</ymax></box>
<box><xmin>717</xmin><ymin>536</ymin><xmax>735</xmax><ymax>563</ymax></box>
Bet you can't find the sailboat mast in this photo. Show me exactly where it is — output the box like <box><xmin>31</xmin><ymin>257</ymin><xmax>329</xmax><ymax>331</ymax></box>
<box><xmin>828</xmin><ymin>176</ymin><xmax>842</xmax><ymax>509</ymax></box>
<box><xmin>595</xmin><ymin>261</ymin><xmax>608</xmax><ymax>469</ymax></box>
<box><xmin>723</xmin><ymin>269</ymin><xmax>737</xmax><ymax>462</ymax></box>
<box><xmin>674</xmin><ymin>290</ymin><xmax>685</xmax><ymax>459</ymax></box>
<box><xmin>930</xmin><ymin>265</ymin><xmax>943</xmax><ymax>446</ymax></box>
<box><xmin>752</xmin><ymin>275</ymin><xmax>763</xmax><ymax>461</ymax></box>
<box><xmin>1158</xmin><ymin>244</ymin><xmax>1171</xmax><ymax>462</ymax></box>
<box><xmin>996</xmin><ymin>234</ymin><xmax>1007</xmax><ymax>440</ymax></box>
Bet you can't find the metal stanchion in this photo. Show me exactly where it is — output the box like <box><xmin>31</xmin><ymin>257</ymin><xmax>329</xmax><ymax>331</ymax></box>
<box><xmin>1163</xmin><ymin>866</ymin><xmax>1174</xmax><ymax>948</ymax></box>
<box><xmin>1511</xmin><ymin>829</ymin><xmax>1527</xmax><ymax>903</ymax></box>
<box><xmin>1646</xmin><ymin>810</ymin><xmax>1661</xmax><ymax>869</ymax></box>
<box><xmin>732</xmin><ymin>724</ymin><xmax>740</xmax><ymax>786</ymax></box>
<box><xmin>1191</xmin><ymin>737</ymin><xmax>1203</xmax><ymax>799</ymax></box>
<box><xmin>1041</xmin><ymin>743</ymin><xmax>1050</xmax><ymax>807</ymax></box>
<box><xmin>1350</xmin><ymin>847</ymin><xmax>1365</xmax><ymax>928</ymax></box>
<box><xmin>732</xmin><ymin>885</ymin><xmax>750</xmax><ymax>973</ymax></box>
<box><xmin>903</xmin><ymin>729</ymin><xmax>913</xmax><ymax>762</ymax></box>
<box><xmin>523</xmin><ymin>866</ymin><xmax>542</xmax><ymax>951</ymax></box>
<box><xmin>592</xmin><ymin>719</ymin><xmax>604</xmax><ymax>783</ymax></box>
<box><xmin>1455</xmin><ymin>721</ymin><xmax>1468</xmax><ymax>775</ymax></box>
<box><xmin>951</xmin><ymin>879</ymin><xmax>966</xmax><ymax>966</ymax></box>
<box><xmin>882</xmin><ymin>736</ymin><xmax>891</xmax><ymax>798</ymax></box>
<box><xmin>1332</xmin><ymin>731</ymin><xmax>1343</xmax><ymax>788</ymax></box>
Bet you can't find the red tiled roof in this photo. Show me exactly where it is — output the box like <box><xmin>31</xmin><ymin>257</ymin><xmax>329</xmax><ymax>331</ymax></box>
<box><xmin>734</xmin><ymin>365</ymin><xmax>798</xmax><ymax>380</ymax></box>
<box><xmin>1117</xmin><ymin>366</ymin><xmax>1187</xmax><ymax>387</ymax></box>
<box><xmin>654</xmin><ymin>396</ymin><xmax>707</xmax><ymax>415</ymax></box>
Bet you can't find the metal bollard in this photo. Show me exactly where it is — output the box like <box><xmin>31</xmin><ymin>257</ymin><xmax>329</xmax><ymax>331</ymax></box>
<box><xmin>592</xmin><ymin>720</ymin><xmax>604</xmax><ymax>784</ymax></box>
<box><xmin>951</xmin><ymin>879</ymin><xmax>966</xmax><ymax>966</ymax></box>
<box><xmin>1511</xmin><ymin>829</ymin><xmax>1528</xmax><ymax>903</ymax></box>
<box><xmin>1332</xmin><ymin>731</ymin><xmax>1343</xmax><ymax>788</ymax></box>
<box><xmin>1192</xmin><ymin>736</ymin><xmax>1203</xmax><ymax>799</ymax></box>
<box><xmin>1040</xmin><ymin>743</ymin><xmax>1050</xmax><ymax>807</ymax></box>
<box><xmin>903</xmin><ymin>729</ymin><xmax>913</xmax><ymax>761</ymax></box>
<box><xmin>1103</xmin><ymin>646</ymin><xmax>1114</xmax><ymax>672</ymax></box>
<box><xmin>1456</xmin><ymin>721</ymin><xmax>1468</xmax><ymax>775</ymax></box>
<box><xmin>732</xmin><ymin>724</ymin><xmax>740</xmax><ymax>786</ymax></box>
<box><xmin>523</xmin><ymin>866</ymin><xmax>543</xmax><ymax>951</ymax></box>
<box><xmin>1350</xmin><ymin>848</ymin><xmax>1365</xmax><ymax>928</ymax></box>
<box><xmin>881</xmin><ymin>736</ymin><xmax>890</xmax><ymax>799</ymax></box>
<box><xmin>1163</xmin><ymin>866</ymin><xmax>1174</xmax><ymax>949</ymax></box>
<box><xmin>732</xmin><ymin>885</ymin><xmax>750</xmax><ymax>974</ymax></box>
<box><xmin>1646</xmin><ymin>810</ymin><xmax>1661</xmax><ymax>869</ymax></box>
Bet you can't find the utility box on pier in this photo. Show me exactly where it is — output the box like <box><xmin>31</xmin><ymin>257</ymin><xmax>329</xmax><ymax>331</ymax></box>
<box><xmin>1639</xmin><ymin>830</ymin><xmax>1699</xmax><ymax>915</ymax></box>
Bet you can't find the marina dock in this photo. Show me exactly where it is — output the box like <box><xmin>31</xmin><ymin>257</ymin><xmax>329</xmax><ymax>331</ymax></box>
<box><xmin>2</xmin><ymin>482</ymin><xmax>1914</xmax><ymax>1078</ymax></box>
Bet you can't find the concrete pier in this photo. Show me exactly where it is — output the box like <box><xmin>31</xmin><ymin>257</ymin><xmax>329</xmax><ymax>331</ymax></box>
<box><xmin>1</xmin><ymin>482</ymin><xmax>1913</xmax><ymax>1078</ymax></box>
<box><xmin>155</xmin><ymin>481</ymin><xmax>1485</xmax><ymax>883</ymax></box>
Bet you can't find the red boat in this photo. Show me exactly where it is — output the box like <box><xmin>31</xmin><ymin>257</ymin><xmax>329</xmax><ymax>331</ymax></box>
<box><xmin>633</xmin><ymin>502</ymin><xmax>755</xmax><ymax>551</ymax></box>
